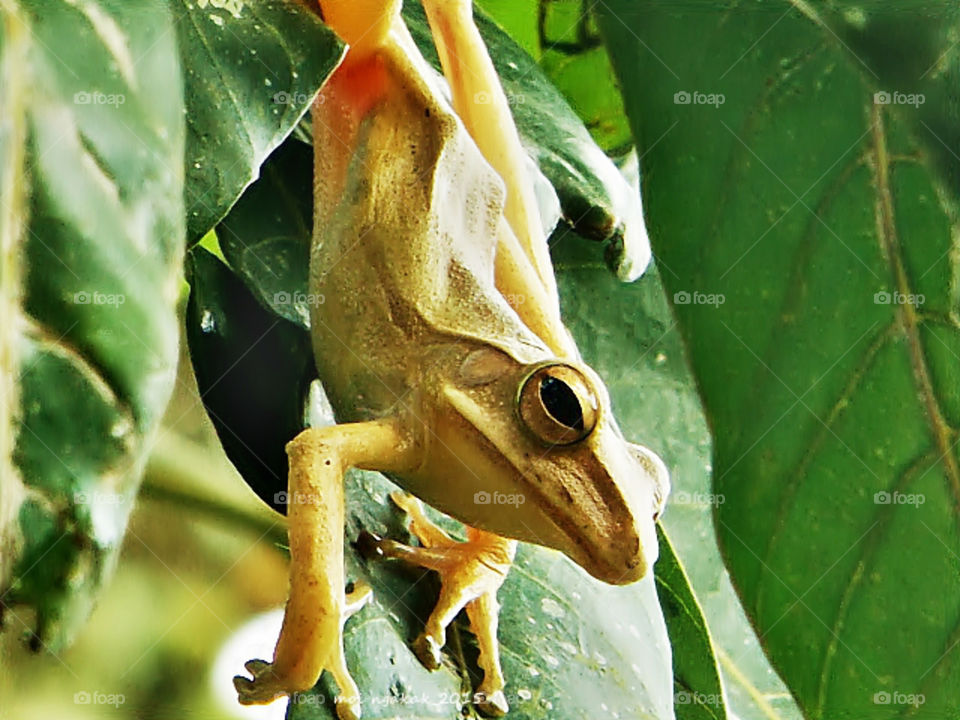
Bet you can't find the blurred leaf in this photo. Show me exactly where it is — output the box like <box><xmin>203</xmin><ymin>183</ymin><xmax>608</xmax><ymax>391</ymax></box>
<box><xmin>173</xmin><ymin>0</ymin><xmax>343</xmax><ymax>242</ymax></box>
<box><xmin>599</xmin><ymin>1</ymin><xmax>960</xmax><ymax>718</ymax></box>
<box><xmin>1</xmin><ymin>0</ymin><xmax>184</xmax><ymax>648</ymax></box>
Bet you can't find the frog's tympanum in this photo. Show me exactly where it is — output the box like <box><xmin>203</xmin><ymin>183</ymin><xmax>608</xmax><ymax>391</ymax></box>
<box><xmin>233</xmin><ymin>2</ymin><xmax>670</xmax><ymax>718</ymax></box>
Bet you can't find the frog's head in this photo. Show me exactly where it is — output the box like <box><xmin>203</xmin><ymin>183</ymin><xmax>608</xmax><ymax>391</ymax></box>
<box><xmin>428</xmin><ymin>349</ymin><xmax>670</xmax><ymax>585</ymax></box>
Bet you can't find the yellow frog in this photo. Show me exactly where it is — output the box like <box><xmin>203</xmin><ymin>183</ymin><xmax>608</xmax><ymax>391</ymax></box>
<box><xmin>233</xmin><ymin>1</ymin><xmax>669</xmax><ymax>718</ymax></box>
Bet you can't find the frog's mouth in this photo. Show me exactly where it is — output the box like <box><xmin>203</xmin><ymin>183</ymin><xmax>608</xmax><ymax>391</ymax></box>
<box><xmin>545</xmin><ymin>498</ymin><xmax>655</xmax><ymax>586</ymax></box>
<box><xmin>518</xmin><ymin>440</ymin><xmax>666</xmax><ymax>586</ymax></box>
<box><xmin>564</xmin><ymin>535</ymin><xmax>646</xmax><ymax>585</ymax></box>
<box><xmin>490</xmin><ymin>450</ymin><xmax>659</xmax><ymax>586</ymax></box>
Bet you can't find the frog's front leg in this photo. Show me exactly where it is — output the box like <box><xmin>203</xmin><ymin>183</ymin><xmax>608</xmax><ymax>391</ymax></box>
<box><xmin>234</xmin><ymin>420</ymin><xmax>419</xmax><ymax>720</ymax></box>
<box><xmin>360</xmin><ymin>492</ymin><xmax>516</xmax><ymax>717</ymax></box>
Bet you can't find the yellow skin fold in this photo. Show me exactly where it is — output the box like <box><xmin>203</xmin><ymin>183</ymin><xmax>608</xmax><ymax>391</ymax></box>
<box><xmin>233</xmin><ymin>1</ymin><xmax>670</xmax><ymax>718</ymax></box>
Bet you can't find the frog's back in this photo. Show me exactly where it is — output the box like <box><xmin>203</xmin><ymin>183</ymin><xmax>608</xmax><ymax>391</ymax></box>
<box><xmin>308</xmin><ymin>31</ymin><xmax>547</xmax><ymax>421</ymax></box>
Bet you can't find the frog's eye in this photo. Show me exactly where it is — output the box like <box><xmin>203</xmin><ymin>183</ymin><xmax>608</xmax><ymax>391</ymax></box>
<box><xmin>518</xmin><ymin>364</ymin><xmax>599</xmax><ymax>446</ymax></box>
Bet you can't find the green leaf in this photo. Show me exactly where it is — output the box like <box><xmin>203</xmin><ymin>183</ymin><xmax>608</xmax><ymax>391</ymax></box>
<box><xmin>216</xmin><ymin>139</ymin><xmax>313</xmax><ymax>328</ymax></box>
<box><xmin>656</xmin><ymin>528</ymin><xmax>726</xmax><ymax>720</ymax></box>
<box><xmin>805</xmin><ymin>4</ymin><xmax>960</xmax><ymax>196</ymax></box>
<box><xmin>1</xmin><ymin>0</ymin><xmax>184</xmax><ymax>648</ymax></box>
<box><xmin>184</xmin><ymin>245</ymin><xmax>314</xmax><ymax>512</ymax></box>
<box><xmin>172</xmin><ymin>0</ymin><xmax>343</xmax><ymax>242</ymax></box>
<box><xmin>599</xmin><ymin>1</ymin><xmax>960</xmax><ymax>718</ymax></box>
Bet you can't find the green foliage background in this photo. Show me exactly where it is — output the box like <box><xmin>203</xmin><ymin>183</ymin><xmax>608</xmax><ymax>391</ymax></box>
<box><xmin>3</xmin><ymin>2</ymin><xmax>959</xmax><ymax>720</ymax></box>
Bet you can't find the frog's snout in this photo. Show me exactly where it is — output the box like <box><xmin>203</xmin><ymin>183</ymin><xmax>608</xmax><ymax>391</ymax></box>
<box><xmin>573</xmin><ymin>442</ymin><xmax>670</xmax><ymax>586</ymax></box>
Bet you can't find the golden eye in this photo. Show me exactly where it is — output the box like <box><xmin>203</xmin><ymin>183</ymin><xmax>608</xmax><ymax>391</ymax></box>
<box><xmin>518</xmin><ymin>364</ymin><xmax>599</xmax><ymax>446</ymax></box>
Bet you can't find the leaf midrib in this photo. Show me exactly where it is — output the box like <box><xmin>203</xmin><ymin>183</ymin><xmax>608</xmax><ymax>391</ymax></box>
<box><xmin>870</xmin><ymin>103</ymin><xmax>960</xmax><ymax>507</ymax></box>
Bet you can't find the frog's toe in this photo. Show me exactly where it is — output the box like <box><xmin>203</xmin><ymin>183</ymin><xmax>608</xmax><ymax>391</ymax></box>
<box><xmin>413</xmin><ymin>632</ymin><xmax>443</xmax><ymax>670</ymax></box>
<box><xmin>475</xmin><ymin>688</ymin><xmax>509</xmax><ymax>717</ymax></box>
<box><xmin>233</xmin><ymin>660</ymin><xmax>288</xmax><ymax>705</ymax></box>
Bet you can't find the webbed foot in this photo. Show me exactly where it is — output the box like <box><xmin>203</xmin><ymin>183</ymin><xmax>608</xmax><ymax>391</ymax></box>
<box><xmin>365</xmin><ymin>491</ymin><xmax>516</xmax><ymax>717</ymax></box>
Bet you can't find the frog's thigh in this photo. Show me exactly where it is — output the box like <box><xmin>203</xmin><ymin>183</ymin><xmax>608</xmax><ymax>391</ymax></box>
<box><xmin>235</xmin><ymin>420</ymin><xmax>416</xmax><ymax>719</ymax></box>
<box><xmin>421</xmin><ymin>0</ymin><xmax>557</xmax><ymax>302</ymax></box>
<box><xmin>494</xmin><ymin>216</ymin><xmax>576</xmax><ymax>356</ymax></box>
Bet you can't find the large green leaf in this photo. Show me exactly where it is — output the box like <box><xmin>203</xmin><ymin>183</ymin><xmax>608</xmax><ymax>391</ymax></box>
<box><xmin>599</xmin><ymin>1</ymin><xmax>960</xmax><ymax>718</ymax></box>
<box><xmin>172</xmin><ymin>0</ymin><xmax>343</xmax><ymax>242</ymax></box>
<box><xmin>0</xmin><ymin>0</ymin><xmax>184</xmax><ymax>648</ymax></box>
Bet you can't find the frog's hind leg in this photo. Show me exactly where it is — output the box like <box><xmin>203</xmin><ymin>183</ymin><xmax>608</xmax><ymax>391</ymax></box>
<box><xmin>421</xmin><ymin>0</ymin><xmax>551</xmax><ymax>293</ymax></box>
<box><xmin>360</xmin><ymin>491</ymin><xmax>515</xmax><ymax>717</ymax></box>
<box><xmin>420</xmin><ymin>0</ymin><xmax>576</xmax><ymax>359</ymax></box>
<box><xmin>234</xmin><ymin>420</ymin><xmax>418</xmax><ymax>720</ymax></box>
<box><xmin>466</xmin><ymin>591</ymin><xmax>508</xmax><ymax>716</ymax></box>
